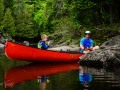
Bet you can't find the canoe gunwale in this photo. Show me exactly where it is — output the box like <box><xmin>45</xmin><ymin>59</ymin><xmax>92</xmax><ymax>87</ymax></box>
<box><xmin>5</xmin><ymin>41</ymin><xmax>80</xmax><ymax>54</ymax></box>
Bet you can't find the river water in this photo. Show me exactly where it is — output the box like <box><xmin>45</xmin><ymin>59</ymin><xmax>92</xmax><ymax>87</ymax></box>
<box><xmin>0</xmin><ymin>49</ymin><xmax>120</xmax><ymax>90</ymax></box>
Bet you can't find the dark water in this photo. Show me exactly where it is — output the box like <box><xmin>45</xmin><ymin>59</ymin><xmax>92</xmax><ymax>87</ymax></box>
<box><xmin>0</xmin><ymin>49</ymin><xmax>120</xmax><ymax>90</ymax></box>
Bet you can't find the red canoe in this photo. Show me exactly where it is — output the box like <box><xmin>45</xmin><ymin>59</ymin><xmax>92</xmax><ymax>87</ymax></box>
<box><xmin>4</xmin><ymin>63</ymin><xmax>79</xmax><ymax>88</ymax></box>
<box><xmin>5</xmin><ymin>42</ymin><xmax>83</xmax><ymax>62</ymax></box>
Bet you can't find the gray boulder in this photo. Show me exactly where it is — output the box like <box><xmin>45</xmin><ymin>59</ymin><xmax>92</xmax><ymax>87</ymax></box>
<box><xmin>79</xmin><ymin>35</ymin><xmax>120</xmax><ymax>67</ymax></box>
<box><xmin>0</xmin><ymin>37</ymin><xmax>6</xmax><ymax>44</ymax></box>
<box><xmin>23</xmin><ymin>41</ymin><xmax>29</xmax><ymax>46</ymax></box>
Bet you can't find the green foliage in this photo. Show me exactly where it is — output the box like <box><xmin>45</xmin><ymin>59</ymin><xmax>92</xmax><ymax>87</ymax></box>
<box><xmin>0</xmin><ymin>0</ymin><xmax>4</xmax><ymax>31</ymax></box>
<box><xmin>4</xmin><ymin>0</ymin><xmax>14</xmax><ymax>9</ymax></box>
<box><xmin>3</xmin><ymin>8</ymin><xmax>16</xmax><ymax>36</ymax></box>
<box><xmin>34</xmin><ymin>0</ymin><xmax>54</xmax><ymax>33</ymax></box>
<box><xmin>14</xmin><ymin>0</ymin><xmax>37</xmax><ymax>38</ymax></box>
<box><xmin>69</xmin><ymin>0</ymin><xmax>96</xmax><ymax>25</ymax></box>
<box><xmin>0</xmin><ymin>0</ymin><xmax>4</xmax><ymax>20</ymax></box>
<box><xmin>0</xmin><ymin>0</ymin><xmax>120</xmax><ymax>41</ymax></box>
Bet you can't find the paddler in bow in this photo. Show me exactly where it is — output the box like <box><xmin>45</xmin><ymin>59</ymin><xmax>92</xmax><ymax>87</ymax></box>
<box><xmin>38</xmin><ymin>34</ymin><xmax>49</xmax><ymax>50</ymax></box>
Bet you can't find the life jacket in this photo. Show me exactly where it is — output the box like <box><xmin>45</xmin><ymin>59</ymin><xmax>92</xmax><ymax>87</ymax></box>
<box><xmin>38</xmin><ymin>42</ymin><xmax>41</xmax><ymax>49</ymax></box>
<box><xmin>38</xmin><ymin>41</ymin><xmax>49</xmax><ymax>50</ymax></box>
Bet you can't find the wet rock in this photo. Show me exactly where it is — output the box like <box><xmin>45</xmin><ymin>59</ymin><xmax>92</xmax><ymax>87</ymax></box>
<box><xmin>0</xmin><ymin>37</ymin><xmax>5</xmax><ymax>48</ymax></box>
<box><xmin>0</xmin><ymin>43</ymin><xmax>4</xmax><ymax>48</ymax></box>
<box><xmin>79</xmin><ymin>35</ymin><xmax>120</xmax><ymax>67</ymax></box>
<box><xmin>0</xmin><ymin>37</ymin><xmax>6</xmax><ymax>44</ymax></box>
<box><xmin>6</xmin><ymin>36</ymin><xmax>13</xmax><ymax>41</ymax></box>
<box><xmin>100</xmin><ymin>35</ymin><xmax>120</xmax><ymax>48</ymax></box>
<box><xmin>23</xmin><ymin>41</ymin><xmax>29</xmax><ymax>46</ymax></box>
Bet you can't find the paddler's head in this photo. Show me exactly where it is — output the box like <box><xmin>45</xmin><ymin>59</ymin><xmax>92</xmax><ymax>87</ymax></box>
<box><xmin>83</xmin><ymin>81</ymin><xmax>90</xmax><ymax>88</ymax></box>
<box><xmin>41</xmin><ymin>34</ymin><xmax>48</xmax><ymax>42</ymax></box>
<box><xmin>85</xmin><ymin>31</ymin><xmax>91</xmax><ymax>39</ymax></box>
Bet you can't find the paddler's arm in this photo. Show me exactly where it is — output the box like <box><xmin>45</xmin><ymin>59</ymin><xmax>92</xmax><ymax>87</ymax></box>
<box><xmin>80</xmin><ymin>45</ymin><xmax>85</xmax><ymax>50</ymax></box>
<box><xmin>80</xmin><ymin>38</ymin><xmax>85</xmax><ymax>50</ymax></box>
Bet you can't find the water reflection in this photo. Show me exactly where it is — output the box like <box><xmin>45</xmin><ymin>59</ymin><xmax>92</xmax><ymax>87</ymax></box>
<box><xmin>38</xmin><ymin>76</ymin><xmax>49</xmax><ymax>90</ymax></box>
<box><xmin>4</xmin><ymin>62</ymin><xmax>79</xmax><ymax>88</ymax></box>
<box><xmin>79</xmin><ymin>66</ymin><xmax>92</xmax><ymax>88</ymax></box>
<box><xmin>1</xmin><ymin>56</ymin><xmax>120</xmax><ymax>90</ymax></box>
<box><xmin>79</xmin><ymin>66</ymin><xmax>120</xmax><ymax>89</ymax></box>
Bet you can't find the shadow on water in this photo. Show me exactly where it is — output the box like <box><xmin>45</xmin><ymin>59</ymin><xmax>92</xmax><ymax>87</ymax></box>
<box><xmin>0</xmin><ymin>49</ymin><xmax>120</xmax><ymax>90</ymax></box>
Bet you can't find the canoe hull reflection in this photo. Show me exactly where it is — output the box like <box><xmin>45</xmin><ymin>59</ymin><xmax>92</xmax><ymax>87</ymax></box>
<box><xmin>4</xmin><ymin>63</ymin><xmax>79</xmax><ymax>88</ymax></box>
<box><xmin>5</xmin><ymin>42</ymin><xmax>83</xmax><ymax>62</ymax></box>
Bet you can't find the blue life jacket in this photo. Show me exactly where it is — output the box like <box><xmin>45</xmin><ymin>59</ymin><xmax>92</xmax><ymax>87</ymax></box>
<box><xmin>38</xmin><ymin>41</ymin><xmax>49</xmax><ymax>50</ymax></box>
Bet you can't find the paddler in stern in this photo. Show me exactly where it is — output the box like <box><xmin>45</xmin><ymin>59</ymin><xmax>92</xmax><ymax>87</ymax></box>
<box><xmin>80</xmin><ymin>31</ymin><xmax>99</xmax><ymax>53</ymax></box>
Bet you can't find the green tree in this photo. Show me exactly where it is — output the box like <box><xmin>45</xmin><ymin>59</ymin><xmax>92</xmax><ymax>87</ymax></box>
<box><xmin>14</xmin><ymin>0</ymin><xmax>36</xmax><ymax>38</ymax></box>
<box><xmin>69</xmin><ymin>0</ymin><xmax>96</xmax><ymax>26</ymax></box>
<box><xmin>34</xmin><ymin>0</ymin><xmax>52</xmax><ymax>33</ymax></box>
<box><xmin>4</xmin><ymin>0</ymin><xmax>14</xmax><ymax>10</ymax></box>
<box><xmin>0</xmin><ymin>0</ymin><xmax>4</xmax><ymax>31</ymax></box>
<box><xmin>2</xmin><ymin>0</ymin><xmax>119</xmax><ymax>39</ymax></box>
<box><xmin>3</xmin><ymin>8</ymin><xmax>16</xmax><ymax>36</ymax></box>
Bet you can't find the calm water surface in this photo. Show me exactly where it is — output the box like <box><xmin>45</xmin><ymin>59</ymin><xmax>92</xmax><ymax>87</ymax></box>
<box><xmin>0</xmin><ymin>49</ymin><xmax>120</xmax><ymax>90</ymax></box>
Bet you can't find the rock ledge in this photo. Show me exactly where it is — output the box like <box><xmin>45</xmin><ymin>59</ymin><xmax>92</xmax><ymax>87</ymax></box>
<box><xmin>79</xmin><ymin>35</ymin><xmax>120</xmax><ymax>67</ymax></box>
